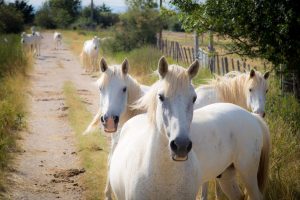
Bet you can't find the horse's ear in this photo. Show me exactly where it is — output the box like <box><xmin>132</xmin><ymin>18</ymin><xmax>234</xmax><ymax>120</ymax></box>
<box><xmin>263</xmin><ymin>71</ymin><xmax>270</xmax><ymax>80</ymax></box>
<box><xmin>99</xmin><ymin>58</ymin><xmax>108</xmax><ymax>72</ymax></box>
<box><xmin>158</xmin><ymin>56</ymin><xmax>168</xmax><ymax>78</ymax></box>
<box><xmin>121</xmin><ymin>58</ymin><xmax>129</xmax><ymax>74</ymax></box>
<box><xmin>250</xmin><ymin>69</ymin><xmax>255</xmax><ymax>78</ymax></box>
<box><xmin>187</xmin><ymin>59</ymin><xmax>199</xmax><ymax>79</ymax></box>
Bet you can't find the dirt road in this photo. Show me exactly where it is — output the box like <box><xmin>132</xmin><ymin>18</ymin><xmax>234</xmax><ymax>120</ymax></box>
<box><xmin>6</xmin><ymin>33</ymin><xmax>100</xmax><ymax>200</ymax></box>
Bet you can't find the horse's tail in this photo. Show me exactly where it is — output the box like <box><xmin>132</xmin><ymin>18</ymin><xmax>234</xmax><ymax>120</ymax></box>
<box><xmin>83</xmin><ymin>108</ymin><xmax>101</xmax><ymax>135</ymax></box>
<box><xmin>253</xmin><ymin>114</ymin><xmax>271</xmax><ymax>193</ymax></box>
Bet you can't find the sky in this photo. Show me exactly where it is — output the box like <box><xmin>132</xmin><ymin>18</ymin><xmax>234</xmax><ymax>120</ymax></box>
<box><xmin>6</xmin><ymin>0</ymin><xmax>128</xmax><ymax>13</ymax></box>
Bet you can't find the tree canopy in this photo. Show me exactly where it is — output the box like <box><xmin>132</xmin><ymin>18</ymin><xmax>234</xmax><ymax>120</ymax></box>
<box><xmin>171</xmin><ymin>0</ymin><xmax>300</xmax><ymax>72</ymax></box>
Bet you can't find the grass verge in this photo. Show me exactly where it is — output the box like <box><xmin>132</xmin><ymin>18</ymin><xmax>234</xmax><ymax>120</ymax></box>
<box><xmin>63</xmin><ymin>81</ymin><xmax>108</xmax><ymax>200</ymax></box>
<box><xmin>0</xmin><ymin>34</ymin><xmax>32</xmax><ymax>195</ymax></box>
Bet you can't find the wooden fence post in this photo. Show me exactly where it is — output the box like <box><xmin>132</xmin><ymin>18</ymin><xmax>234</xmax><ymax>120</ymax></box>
<box><xmin>237</xmin><ymin>60</ymin><xmax>240</xmax><ymax>71</ymax></box>
<box><xmin>224</xmin><ymin>57</ymin><xmax>229</xmax><ymax>73</ymax></box>
<box><xmin>216</xmin><ymin>54</ymin><xmax>220</xmax><ymax>75</ymax></box>
<box><xmin>221</xmin><ymin>57</ymin><xmax>225</xmax><ymax>75</ymax></box>
<box><xmin>231</xmin><ymin>58</ymin><xmax>235</xmax><ymax>71</ymax></box>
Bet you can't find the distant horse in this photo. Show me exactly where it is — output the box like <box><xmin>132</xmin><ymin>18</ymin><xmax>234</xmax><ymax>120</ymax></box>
<box><xmin>110</xmin><ymin>57</ymin><xmax>201</xmax><ymax>199</ymax></box>
<box><xmin>53</xmin><ymin>31</ymin><xmax>62</xmax><ymax>50</ymax></box>
<box><xmin>21</xmin><ymin>32</ymin><xmax>36</xmax><ymax>54</ymax></box>
<box><xmin>195</xmin><ymin>69</ymin><xmax>270</xmax><ymax>200</ymax></box>
<box><xmin>83</xmin><ymin>58</ymin><xmax>149</xmax><ymax>200</ymax></box>
<box><xmin>80</xmin><ymin>36</ymin><xmax>100</xmax><ymax>73</ymax></box>
<box><xmin>190</xmin><ymin>103</ymin><xmax>270</xmax><ymax>200</ymax></box>
<box><xmin>32</xmin><ymin>31</ymin><xmax>43</xmax><ymax>56</ymax></box>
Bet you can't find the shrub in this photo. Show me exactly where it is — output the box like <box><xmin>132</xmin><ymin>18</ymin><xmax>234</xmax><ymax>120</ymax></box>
<box><xmin>0</xmin><ymin>4</ymin><xmax>24</xmax><ymax>33</ymax></box>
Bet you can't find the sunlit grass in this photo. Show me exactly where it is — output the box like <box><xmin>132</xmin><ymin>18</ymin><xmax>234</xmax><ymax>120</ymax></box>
<box><xmin>63</xmin><ymin>81</ymin><xmax>109</xmax><ymax>200</ymax></box>
<box><xmin>0</xmin><ymin>34</ymin><xmax>32</xmax><ymax>195</ymax></box>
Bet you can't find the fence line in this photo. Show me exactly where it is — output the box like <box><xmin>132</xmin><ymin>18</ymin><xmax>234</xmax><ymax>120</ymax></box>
<box><xmin>157</xmin><ymin>39</ymin><xmax>255</xmax><ymax>75</ymax></box>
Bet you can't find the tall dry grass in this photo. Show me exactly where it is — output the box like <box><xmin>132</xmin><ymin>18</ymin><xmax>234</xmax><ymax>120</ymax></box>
<box><xmin>0</xmin><ymin>34</ymin><xmax>32</xmax><ymax>193</ymax></box>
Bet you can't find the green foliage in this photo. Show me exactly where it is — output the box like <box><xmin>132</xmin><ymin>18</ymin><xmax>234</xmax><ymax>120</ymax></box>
<box><xmin>0</xmin><ymin>34</ymin><xmax>29</xmax><ymax>171</ymax></box>
<box><xmin>105</xmin><ymin>7</ymin><xmax>161</xmax><ymax>52</ymax></box>
<box><xmin>264</xmin><ymin>78</ymin><xmax>300</xmax><ymax>199</ymax></box>
<box><xmin>171</xmin><ymin>0</ymin><xmax>300</xmax><ymax>72</ymax></box>
<box><xmin>77</xmin><ymin>3</ymin><xmax>119</xmax><ymax>29</ymax></box>
<box><xmin>35</xmin><ymin>0</ymin><xmax>81</xmax><ymax>28</ymax></box>
<box><xmin>35</xmin><ymin>2</ymin><xmax>56</xmax><ymax>29</ymax></box>
<box><xmin>0</xmin><ymin>4</ymin><xmax>24</xmax><ymax>33</ymax></box>
<box><xmin>9</xmin><ymin>0</ymin><xmax>35</xmax><ymax>24</ymax></box>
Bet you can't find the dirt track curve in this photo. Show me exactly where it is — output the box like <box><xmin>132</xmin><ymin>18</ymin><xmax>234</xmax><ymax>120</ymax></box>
<box><xmin>6</xmin><ymin>33</ymin><xmax>99</xmax><ymax>200</ymax></box>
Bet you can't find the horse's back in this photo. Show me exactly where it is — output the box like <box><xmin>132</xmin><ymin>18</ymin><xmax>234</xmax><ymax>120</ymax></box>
<box><xmin>194</xmin><ymin>85</ymin><xmax>220</xmax><ymax>109</ymax></box>
<box><xmin>191</xmin><ymin>103</ymin><xmax>265</xmax><ymax>181</ymax></box>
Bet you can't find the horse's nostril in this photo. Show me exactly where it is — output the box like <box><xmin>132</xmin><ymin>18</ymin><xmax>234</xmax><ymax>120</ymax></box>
<box><xmin>113</xmin><ymin>116</ymin><xmax>119</xmax><ymax>124</ymax></box>
<box><xmin>170</xmin><ymin>140</ymin><xmax>178</xmax><ymax>152</ymax></box>
<box><xmin>187</xmin><ymin>141</ymin><xmax>192</xmax><ymax>152</ymax></box>
<box><xmin>100</xmin><ymin>116</ymin><xmax>105</xmax><ymax>123</ymax></box>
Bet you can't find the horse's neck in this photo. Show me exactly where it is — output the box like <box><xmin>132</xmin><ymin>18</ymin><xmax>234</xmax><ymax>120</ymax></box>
<box><xmin>119</xmin><ymin>77</ymin><xmax>144</xmax><ymax>126</ymax></box>
<box><xmin>216</xmin><ymin>76</ymin><xmax>248</xmax><ymax>109</ymax></box>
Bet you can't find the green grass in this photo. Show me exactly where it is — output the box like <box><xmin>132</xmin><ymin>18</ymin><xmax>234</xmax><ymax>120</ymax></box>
<box><xmin>63</xmin><ymin>81</ymin><xmax>109</xmax><ymax>200</ymax></box>
<box><xmin>0</xmin><ymin>34</ymin><xmax>32</xmax><ymax>195</ymax></box>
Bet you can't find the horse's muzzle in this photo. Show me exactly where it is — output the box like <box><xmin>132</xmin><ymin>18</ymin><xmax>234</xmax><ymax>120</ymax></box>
<box><xmin>101</xmin><ymin>116</ymin><xmax>119</xmax><ymax>133</ymax></box>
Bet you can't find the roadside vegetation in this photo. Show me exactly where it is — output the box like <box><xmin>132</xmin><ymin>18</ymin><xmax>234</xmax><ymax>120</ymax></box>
<box><xmin>0</xmin><ymin>34</ymin><xmax>32</xmax><ymax>193</ymax></box>
<box><xmin>63</xmin><ymin>81</ymin><xmax>108</xmax><ymax>199</ymax></box>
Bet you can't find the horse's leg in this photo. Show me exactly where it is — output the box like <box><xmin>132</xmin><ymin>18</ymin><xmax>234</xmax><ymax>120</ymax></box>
<box><xmin>200</xmin><ymin>182</ymin><xmax>209</xmax><ymax>200</ymax></box>
<box><xmin>105</xmin><ymin>135</ymin><xmax>119</xmax><ymax>200</ymax></box>
<box><xmin>236</xmin><ymin>161</ymin><xmax>262</xmax><ymax>200</ymax></box>
<box><xmin>238</xmin><ymin>171</ymin><xmax>262</xmax><ymax>200</ymax></box>
<box><xmin>215</xmin><ymin>180</ymin><xmax>223</xmax><ymax>200</ymax></box>
<box><xmin>217</xmin><ymin>169</ymin><xmax>244</xmax><ymax>200</ymax></box>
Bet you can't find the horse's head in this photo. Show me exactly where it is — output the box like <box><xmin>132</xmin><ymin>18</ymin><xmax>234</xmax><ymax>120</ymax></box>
<box><xmin>246</xmin><ymin>69</ymin><xmax>270</xmax><ymax>117</ymax></box>
<box><xmin>139</xmin><ymin>57</ymin><xmax>199</xmax><ymax>161</ymax></box>
<box><xmin>97</xmin><ymin>58</ymin><xmax>129</xmax><ymax>133</ymax></box>
<box><xmin>92</xmin><ymin>36</ymin><xmax>100</xmax><ymax>50</ymax></box>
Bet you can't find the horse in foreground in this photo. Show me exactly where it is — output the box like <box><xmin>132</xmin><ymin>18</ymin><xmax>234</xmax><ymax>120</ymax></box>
<box><xmin>110</xmin><ymin>57</ymin><xmax>201</xmax><ymax>199</ymax></box>
<box><xmin>190</xmin><ymin>103</ymin><xmax>270</xmax><ymax>200</ymax></box>
<box><xmin>83</xmin><ymin>58</ymin><xmax>149</xmax><ymax>200</ymax></box>
<box><xmin>195</xmin><ymin>69</ymin><xmax>270</xmax><ymax>200</ymax></box>
<box><xmin>80</xmin><ymin>36</ymin><xmax>100</xmax><ymax>73</ymax></box>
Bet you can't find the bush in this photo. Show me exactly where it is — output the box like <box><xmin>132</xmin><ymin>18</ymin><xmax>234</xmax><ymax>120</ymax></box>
<box><xmin>106</xmin><ymin>7</ymin><xmax>161</xmax><ymax>52</ymax></box>
<box><xmin>35</xmin><ymin>2</ymin><xmax>56</xmax><ymax>29</ymax></box>
<box><xmin>0</xmin><ymin>4</ymin><xmax>24</xmax><ymax>33</ymax></box>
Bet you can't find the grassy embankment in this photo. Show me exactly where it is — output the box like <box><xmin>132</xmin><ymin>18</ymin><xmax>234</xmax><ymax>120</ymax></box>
<box><xmin>63</xmin><ymin>30</ymin><xmax>299</xmax><ymax>200</ymax></box>
<box><xmin>0</xmin><ymin>34</ymin><xmax>32</xmax><ymax>195</ymax></box>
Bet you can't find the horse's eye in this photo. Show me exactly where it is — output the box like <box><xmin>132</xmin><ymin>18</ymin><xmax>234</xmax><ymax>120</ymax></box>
<box><xmin>266</xmin><ymin>89</ymin><xmax>268</xmax><ymax>93</ymax></box>
<box><xmin>123</xmin><ymin>87</ymin><xmax>127</xmax><ymax>92</ymax></box>
<box><xmin>193</xmin><ymin>96</ymin><xmax>197</xmax><ymax>103</ymax></box>
<box><xmin>249</xmin><ymin>88</ymin><xmax>252</xmax><ymax>92</ymax></box>
<box><xmin>158</xmin><ymin>94</ymin><xmax>165</xmax><ymax>102</ymax></box>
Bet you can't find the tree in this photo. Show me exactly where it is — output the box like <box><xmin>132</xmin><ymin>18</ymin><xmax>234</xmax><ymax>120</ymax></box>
<box><xmin>9</xmin><ymin>0</ymin><xmax>34</xmax><ymax>24</ymax></box>
<box><xmin>35</xmin><ymin>2</ymin><xmax>56</xmax><ymax>28</ymax></box>
<box><xmin>0</xmin><ymin>3</ymin><xmax>24</xmax><ymax>33</ymax></box>
<box><xmin>172</xmin><ymin>0</ymin><xmax>300</xmax><ymax>98</ymax></box>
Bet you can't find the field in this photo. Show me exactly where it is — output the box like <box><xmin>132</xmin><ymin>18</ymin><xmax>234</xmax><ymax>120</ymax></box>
<box><xmin>0</xmin><ymin>30</ymin><xmax>299</xmax><ymax>200</ymax></box>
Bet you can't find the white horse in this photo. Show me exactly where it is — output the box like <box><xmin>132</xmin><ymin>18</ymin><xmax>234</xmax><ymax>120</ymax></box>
<box><xmin>80</xmin><ymin>36</ymin><xmax>100</xmax><ymax>72</ymax></box>
<box><xmin>195</xmin><ymin>69</ymin><xmax>270</xmax><ymax>200</ymax></box>
<box><xmin>195</xmin><ymin>69</ymin><xmax>270</xmax><ymax>117</ymax></box>
<box><xmin>83</xmin><ymin>58</ymin><xmax>149</xmax><ymax>200</ymax></box>
<box><xmin>190</xmin><ymin>103</ymin><xmax>270</xmax><ymax>200</ymax></box>
<box><xmin>21</xmin><ymin>32</ymin><xmax>35</xmax><ymax>53</ymax></box>
<box><xmin>32</xmin><ymin>31</ymin><xmax>43</xmax><ymax>56</ymax></box>
<box><xmin>109</xmin><ymin>57</ymin><xmax>201</xmax><ymax>199</ymax></box>
<box><xmin>53</xmin><ymin>31</ymin><xmax>62</xmax><ymax>50</ymax></box>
